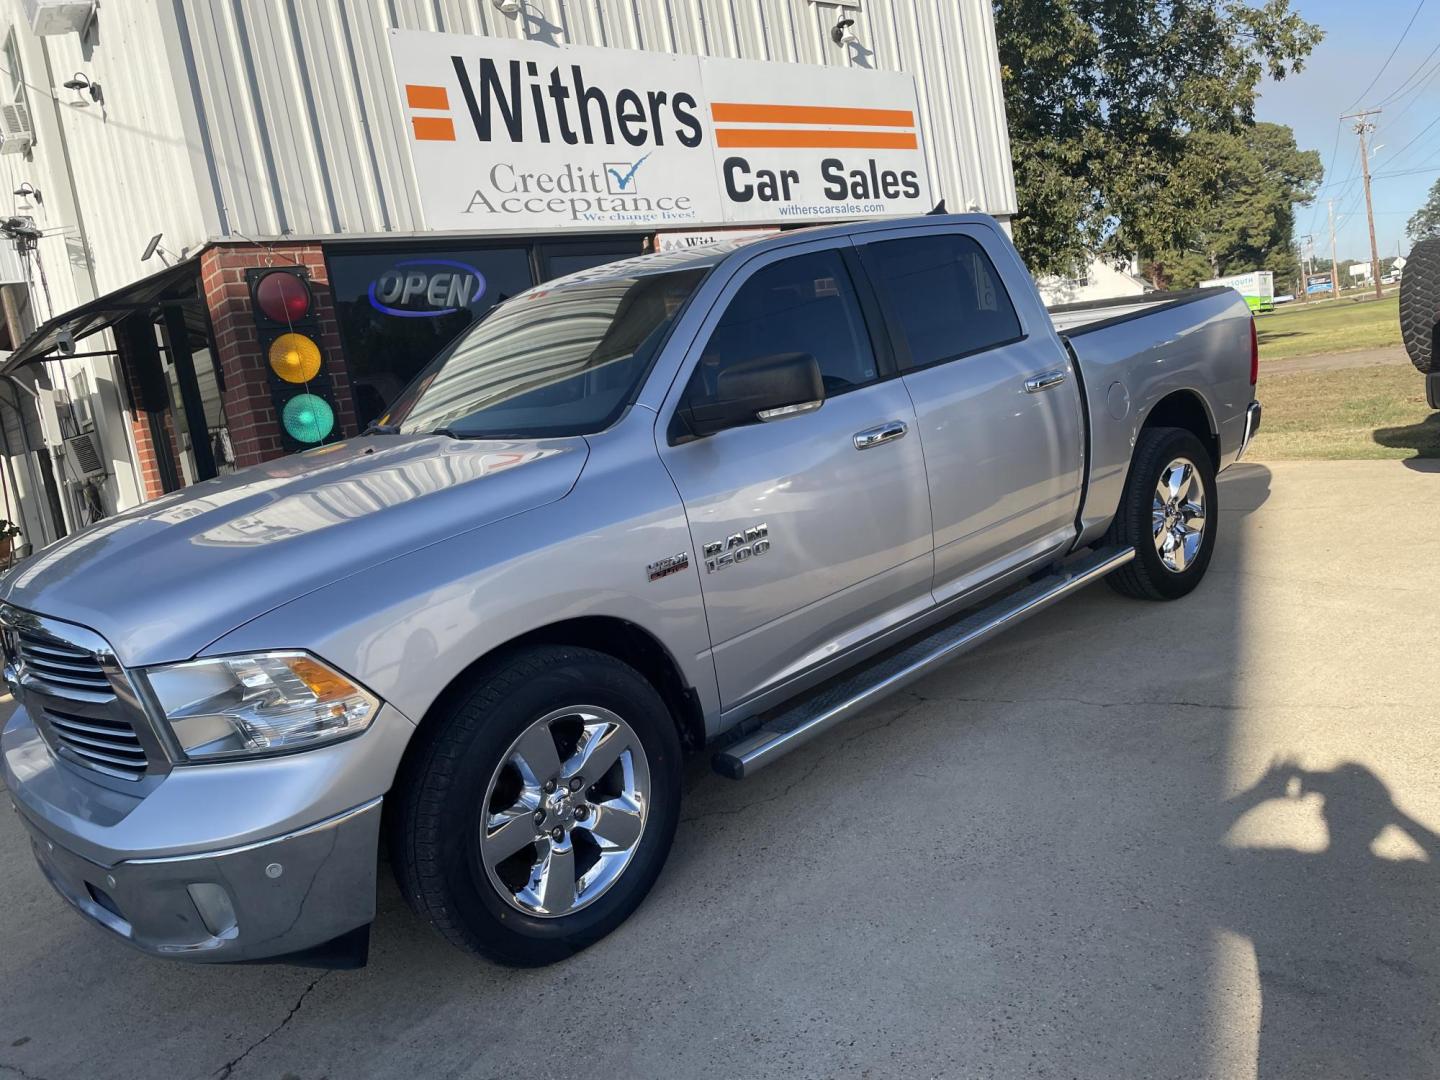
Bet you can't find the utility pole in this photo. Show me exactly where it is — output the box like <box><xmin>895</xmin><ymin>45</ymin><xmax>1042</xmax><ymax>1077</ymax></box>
<box><xmin>1328</xmin><ymin>200</ymin><xmax>1341</xmax><ymax>300</ymax></box>
<box><xmin>1299</xmin><ymin>234</ymin><xmax>1314</xmax><ymax>302</ymax></box>
<box><xmin>1342</xmin><ymin>109</ymin><xmax>1384</xmax><ymax>300</ymax></box>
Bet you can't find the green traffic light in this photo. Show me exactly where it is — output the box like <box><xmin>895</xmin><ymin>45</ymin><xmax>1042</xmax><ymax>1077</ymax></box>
<box><xmin>282</xmin><ymin>393</ymin><xmax>335</xmax><ymax>444</ymax></box>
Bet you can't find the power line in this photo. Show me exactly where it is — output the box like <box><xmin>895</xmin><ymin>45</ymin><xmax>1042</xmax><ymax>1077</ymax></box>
<box><xmin>1373</xmin><ymin>36</ymin><xmax>1440</xmax><ymax>108</ymax></box>
<box><xmin>1344</xmin><ymin>0</ymin><xmax>1428</xmax><ymax>111</ymax></box>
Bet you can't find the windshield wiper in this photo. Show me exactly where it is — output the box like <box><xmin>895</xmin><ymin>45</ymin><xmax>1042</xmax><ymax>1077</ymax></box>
<box><xmin>363</xmin><ymin>421</ymin><xmax>400</xmax><ymax>436</ymax></box>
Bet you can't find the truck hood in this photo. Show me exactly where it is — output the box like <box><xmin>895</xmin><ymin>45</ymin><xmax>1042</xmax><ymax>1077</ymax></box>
<box><xmin>0</xmin><ymin>434</ymin><xmax>587</xmax><ymax>666</ymax></box>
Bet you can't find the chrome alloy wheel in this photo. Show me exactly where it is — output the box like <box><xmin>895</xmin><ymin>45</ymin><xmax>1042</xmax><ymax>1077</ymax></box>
<box><xmin>1152</xmin><ymin>457</ymin><xmax>1207</xmax><ymax>573</ymax></box>
<box><xmin>479</xmin><ymin>706</ymin><xmax>650</xmax><ymax>918</ymax></box>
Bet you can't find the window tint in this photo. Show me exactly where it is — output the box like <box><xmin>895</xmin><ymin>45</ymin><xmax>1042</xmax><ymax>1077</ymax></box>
<box><xmin>864</xmin><ymin>234</ymin><xmax>1023</xmax><ymax>370</ymax></box>
<box><xmin>690</xmin><ymin>250</ymin><xmax>878</xmax><ymax>405</ymax></box>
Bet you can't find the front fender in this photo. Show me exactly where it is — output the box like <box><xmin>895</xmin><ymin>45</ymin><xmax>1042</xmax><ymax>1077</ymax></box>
<box><xmin>205</xmin><ymin>424</ymin><xmax>719</xmax><ymax>739</ymax></box>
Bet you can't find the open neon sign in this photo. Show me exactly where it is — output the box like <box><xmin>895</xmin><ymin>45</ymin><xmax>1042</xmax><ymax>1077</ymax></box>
<box><xmin>368</xmin><ymin>259</ymin><xmax>486</xmax><ymax>318</ymax></box>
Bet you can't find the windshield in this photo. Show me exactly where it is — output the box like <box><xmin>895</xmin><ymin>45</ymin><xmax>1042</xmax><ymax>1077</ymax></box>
<box><xmin>385</xmin><ymin>267</ymin><xmax>708</xmax><ymax>438</ymax></box>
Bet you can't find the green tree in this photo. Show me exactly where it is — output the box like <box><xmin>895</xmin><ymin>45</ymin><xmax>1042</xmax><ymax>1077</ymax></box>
<box><xmin>1149</xmin><ymin>122</ymin><xmax>1322</xmax><ymax>288</ymax></box>
<box><xmin>1408</xmin><ymin>178</ymin><xmax>1440</xmax><ymax>243</ymax></box>
<box><xmin>994</xmin><ymin>0</ymin><xmax>1323</xmax><ymax>277</ymax></box>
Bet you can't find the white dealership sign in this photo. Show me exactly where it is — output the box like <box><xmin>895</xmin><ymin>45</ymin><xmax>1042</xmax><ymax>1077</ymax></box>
<box><xmin>389</xmin><ymin>30</ymin><xmax>932</xmax><ymax>232</ymax></box>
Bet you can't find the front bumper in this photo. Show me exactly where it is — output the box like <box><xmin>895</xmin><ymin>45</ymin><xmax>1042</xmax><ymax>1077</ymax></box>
<box><xmin>23</xmin><ymin>795</ymin><xmax>381</xmax><ymax>963</ymax></box>
<box><xmin>3</xmin><ymin>702</ymin><xmax>413</xmax><ymax>964</ymax></box>
<box><xmin>1236</xmin><ymin>400</ymin><xmax>1263</xmax><ymax>461</ymax></box>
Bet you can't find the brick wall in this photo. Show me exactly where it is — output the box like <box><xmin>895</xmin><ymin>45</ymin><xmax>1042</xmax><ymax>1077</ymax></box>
<box><xmin>200</xmin><ymin>242</ymin><xmax>357</xmax><ymax>470</ymax></box>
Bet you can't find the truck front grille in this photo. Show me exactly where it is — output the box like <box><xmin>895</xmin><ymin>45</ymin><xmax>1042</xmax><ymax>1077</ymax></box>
<box><xmin>1</xmin><ymin>606</ymin><xmax>156</xmax><ymax>781</ymax></box>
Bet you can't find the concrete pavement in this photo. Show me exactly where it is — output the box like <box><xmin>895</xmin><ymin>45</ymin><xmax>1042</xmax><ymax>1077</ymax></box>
<box><xmin>2</xmin><ymin>460</ymin><xmax>1438</xmax><ymax>1079</ymax></box>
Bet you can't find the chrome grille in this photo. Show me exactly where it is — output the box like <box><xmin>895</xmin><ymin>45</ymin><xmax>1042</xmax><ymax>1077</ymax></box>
<box><xmin>15</xmin><ymin>631</ymin><xmax>112</xmax><ymax>696</ymax></box>
<box><xmin>1</xmin><ymin>606</ymin><xmax>154</xmax><ymax>780</ymax></box>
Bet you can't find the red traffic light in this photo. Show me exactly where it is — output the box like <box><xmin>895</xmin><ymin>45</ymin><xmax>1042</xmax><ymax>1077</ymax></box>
<box><xmin>254</xmin><ymin>270</ymin><xmax>312</xmax><ymax>324</ymax></box>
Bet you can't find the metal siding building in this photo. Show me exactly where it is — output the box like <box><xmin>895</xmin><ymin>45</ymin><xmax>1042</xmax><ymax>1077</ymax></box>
<box><xmin>0</xmin><ymin>0</ymin><xmax>1016</xmax><ymax>548</ymax></box>
<box><xmin>164</xmin><ymin>0</ymin><xmax>1016</xmax><ymax>245</ymax></box>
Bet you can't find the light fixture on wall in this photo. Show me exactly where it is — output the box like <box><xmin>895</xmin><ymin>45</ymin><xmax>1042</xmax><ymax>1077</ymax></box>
<box><xmin>12</xmin><ymin>182</ymin><xmax>41</xmax><ymax>206</ymax></box>
<box><xmin>831</xmin><ymin>17</ymin><xmax>858</xmax><ymax>47</ymax></box>
<box><xmin>62</xmin><ymin>72</ymin><xmax>103</xmax><ymax>108</ymax></box>
<box><xmin>493</xmin><ymin>0</ymin><xmax>522</xmax><ymax>14</ymax></box>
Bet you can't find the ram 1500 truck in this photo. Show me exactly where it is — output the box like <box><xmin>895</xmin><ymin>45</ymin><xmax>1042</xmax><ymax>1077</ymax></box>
<box><xmin>1</xmin><ymin>215</ymin><xmax>1261</xmax><ymax>968</ymax></box>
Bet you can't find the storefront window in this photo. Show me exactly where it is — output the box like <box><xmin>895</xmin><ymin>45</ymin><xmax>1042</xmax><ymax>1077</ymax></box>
<box><xmin>326</xmin><ymin>247</ymin><xmax>535</xmax><ymax>430</ymax></box>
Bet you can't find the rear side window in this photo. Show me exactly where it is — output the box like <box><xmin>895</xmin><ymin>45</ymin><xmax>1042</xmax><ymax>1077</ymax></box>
<box><xmin>689</xmin><ymin>249</ymin><xmax>879</xmax><ymax>403</ymax></box>
<box><xmin>863</xmin><ymin>234</ymin><xmax>1023</xmax><ymax>370</ymax></box>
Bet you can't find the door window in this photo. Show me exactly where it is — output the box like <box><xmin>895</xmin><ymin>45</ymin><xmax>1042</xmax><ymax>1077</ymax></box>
<box><xmin>686</xmin><ymin>249</ymin><xmax>878</xmax><ymax>410</ymax></box>
<box><xmin>862</xmin><ymin>234</ymin><xmax>1023</xmax><ymax>370</ymax></box>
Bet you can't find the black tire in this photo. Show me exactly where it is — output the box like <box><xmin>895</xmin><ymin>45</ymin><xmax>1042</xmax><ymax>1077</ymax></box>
<box><xmin>1104</xmin><ymin>427</ymin><xmax>1218</xmax><ymax>601</ymax></box>
<box><xmin>390</xmin><ymin>645</ymin><xmax>682</xmax><ymax>966</ymax></box>
<box><xmin>1400</xmin><ymin>237</ymin><xmax>1440</xmax><ymax>375</ymax></box>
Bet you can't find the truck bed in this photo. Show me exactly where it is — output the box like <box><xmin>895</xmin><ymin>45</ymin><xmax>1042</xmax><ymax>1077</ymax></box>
<box><xmin>1046</xmin><ymin>286</ymin><xmax>1235</xmax><ymax>334</ymax></box>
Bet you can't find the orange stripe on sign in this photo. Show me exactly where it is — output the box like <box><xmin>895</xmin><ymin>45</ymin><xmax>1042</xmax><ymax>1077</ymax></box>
<box><xmin>711</xmin><ymin>103</ymin><xmax>914</xmax><ymax>128</ymax></box>
<box><xmin>714</xmin><ymin>128</ymin><xmax>918</xmax><ymax>150</ymax></box>
<box><xmin>406</xmin><ymin>84</ymin><xmax>450</xmax><ymax>110</ymax></box>
<box><xmin>412</xmin><ymin>116</ymin><xmax>456</xmax><ymax>141</ymax></box>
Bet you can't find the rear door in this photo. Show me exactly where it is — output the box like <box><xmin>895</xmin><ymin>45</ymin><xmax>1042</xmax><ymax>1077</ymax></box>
<box><xmin>657</xmin><ymin>241</ymin><xmax>933</xmax><ymax>710</ymax></box>
<box><xmin>856</xmin><ymin>226</ymin><xmax>1085</xmax><ymax>603</ymax></box>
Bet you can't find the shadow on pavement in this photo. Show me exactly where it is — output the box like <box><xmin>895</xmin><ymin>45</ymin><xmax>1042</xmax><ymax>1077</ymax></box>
<box><xmin>1208</xmin><ymin>760</ymin><xmax>1440</xmax><ymax>1079</ymax></box>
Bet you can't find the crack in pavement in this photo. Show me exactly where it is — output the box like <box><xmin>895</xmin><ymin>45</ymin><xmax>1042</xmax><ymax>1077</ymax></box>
<box><xmin>211</xmin><ymin>972</ymin><xmax>331</xmax><ymax>1079</ymax></box>
<box><xmin>0</xmin><ymin>1062</ymin><xmax>50</xmax><ymax>1080</ymax></box>
<box><xmin>681</xmin><ymin>692</ymin><xmax>933</xmax><ymax>824</ymax></box>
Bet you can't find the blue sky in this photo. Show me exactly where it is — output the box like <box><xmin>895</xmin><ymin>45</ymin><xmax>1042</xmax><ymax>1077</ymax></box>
<box><xmin>1256</xmin><ymin>0</ymin><xmax>1440</xmax><ymax>261</ymax></box>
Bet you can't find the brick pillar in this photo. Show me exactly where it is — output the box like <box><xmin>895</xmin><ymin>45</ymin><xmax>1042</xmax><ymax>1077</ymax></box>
<box><xmin>200</xmin><ymin>242</ymin><xmax>358</xmax><ymax>470</ymax></box>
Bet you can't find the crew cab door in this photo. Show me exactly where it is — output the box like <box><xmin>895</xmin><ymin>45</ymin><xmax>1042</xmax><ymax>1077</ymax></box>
<box><xmin>657</xmin><ymin>241</ymin><xmax>932</xmax><ymax>710</ymax></box>
<box><xmin>855</xmin><ymin>226</ymin><xmax>1086</xmax><ymax>603</ymax></box>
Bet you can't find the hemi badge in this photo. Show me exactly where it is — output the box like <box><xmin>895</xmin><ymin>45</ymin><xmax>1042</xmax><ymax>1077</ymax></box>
<box><xmin>646</xmin><ymin>552</ymin><xmax>690</xmax><ymax>582</ymax></box>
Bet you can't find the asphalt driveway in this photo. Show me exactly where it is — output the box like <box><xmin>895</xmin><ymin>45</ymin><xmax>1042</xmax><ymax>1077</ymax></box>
<box><xmin>3</xmin><ymin>459</ymin><xmax>1438</xmax><ymax>1080</ymax></box>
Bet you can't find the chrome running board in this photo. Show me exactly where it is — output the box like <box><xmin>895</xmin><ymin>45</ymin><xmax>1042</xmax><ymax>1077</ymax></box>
<box><xmin>712</xmin><ymin>546</ymin><xmax>1135</xmax><ymax>780</ymax></box>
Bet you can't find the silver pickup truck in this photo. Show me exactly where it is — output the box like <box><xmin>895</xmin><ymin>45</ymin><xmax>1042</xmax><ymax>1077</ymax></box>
<box><xmin>1</xmin><ymin>215</ymin><xmax>1260</xmax><ymax>968</ymax></box>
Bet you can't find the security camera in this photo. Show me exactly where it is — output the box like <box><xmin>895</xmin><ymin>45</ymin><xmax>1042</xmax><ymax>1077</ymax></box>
<box><xmin>56</xmin><ymin>329</ymin><xmax>76</xmax><ymax>356</ymax></box>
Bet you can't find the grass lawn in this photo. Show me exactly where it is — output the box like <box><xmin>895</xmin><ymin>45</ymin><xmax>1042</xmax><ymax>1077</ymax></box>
<box><xmin>1248</xmin><ymin>363</ymin><xmax>1439</xmax><ymax>460</ymax></box>
<box><xmin>1255</xmin><ymin>294</ymin><xmax>1401</xmax><ymax>361</ymax></box>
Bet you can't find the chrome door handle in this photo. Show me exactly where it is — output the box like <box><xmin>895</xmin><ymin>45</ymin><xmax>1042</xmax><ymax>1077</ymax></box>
<box><xmin>1024</xmin><ymin>370</ymin><xmax>1068</xmax><ymax>394</ymax></box>
<box><xmin>854</xmin><ymin>420</ymin><xmax>908</xmax><ymax>450</ymax></box>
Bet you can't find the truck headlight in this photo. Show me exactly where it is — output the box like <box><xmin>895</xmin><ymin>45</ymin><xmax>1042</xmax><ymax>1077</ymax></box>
<box><xmin>141</xmin><ymin>652</ymin><xmax>379</xmax><ymax>762</ymax></box>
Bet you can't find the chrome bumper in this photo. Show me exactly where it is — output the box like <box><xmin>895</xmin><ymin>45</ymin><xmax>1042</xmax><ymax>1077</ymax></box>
<box><xmin>1236</xmin><ymin>400</ymin><xmax>1263</xmax><ymax>461</ymax></box>
<box><xmin>3</xmin><ymin>702</ymin><xmax>411</xmax><ymax>965</ymax></box>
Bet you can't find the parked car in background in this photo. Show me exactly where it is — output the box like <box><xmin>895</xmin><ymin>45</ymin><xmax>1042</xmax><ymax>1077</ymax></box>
<box><xmin>1</xmin><ymin>215</ymin><xmax>1260</xmax><ymax>968</ymax></box>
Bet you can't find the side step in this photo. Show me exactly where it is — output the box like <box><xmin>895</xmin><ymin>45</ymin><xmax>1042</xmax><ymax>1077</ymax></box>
<box><xmin>711</xmin><ymin>546</ymin><xmax>1135</xmax><ymax>780</ymax></box>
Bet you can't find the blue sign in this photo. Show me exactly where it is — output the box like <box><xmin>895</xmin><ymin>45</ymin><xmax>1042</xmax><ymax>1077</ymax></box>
<box><xmin>368</xmin><ymin>259</ymin><xmax>486</xmax><ymax>318</ymax></box>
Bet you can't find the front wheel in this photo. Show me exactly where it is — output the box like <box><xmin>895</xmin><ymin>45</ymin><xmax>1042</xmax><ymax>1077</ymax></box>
<box><xmin>1104</xmin><ymin>426</ymin><xmax>1218</xmax><ymax>601</ymax></box>
<box><xmin>391</xmin><ymin>646</ymin><xmax>682</xmax><ymax>966</ymax></box>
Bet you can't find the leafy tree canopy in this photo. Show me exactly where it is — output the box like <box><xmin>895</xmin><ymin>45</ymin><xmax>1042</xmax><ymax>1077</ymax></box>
<box><xmin>995</xmin><ymin>0</ymin><xmax>1323</xmax><ymax>277</ymax></box>
<box><xmin>1156</xmin><ymin>122</ymin><xmax>1322</xmax><ymax>288</ymax></box>
<box><xmin>1408</xmin><ymin>178</ymin><xmax>1440</xmax><ymax>244</ymax></box>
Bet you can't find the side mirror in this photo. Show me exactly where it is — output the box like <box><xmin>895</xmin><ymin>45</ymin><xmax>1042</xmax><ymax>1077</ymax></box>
<box><xmin>683</xmin><ymin>352</ymin><xmax>824</xmax><ymax>438</ymax></box>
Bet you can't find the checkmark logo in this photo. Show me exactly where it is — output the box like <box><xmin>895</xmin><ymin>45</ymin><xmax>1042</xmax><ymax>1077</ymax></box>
<box><xmin>604</xmin><ymin>153</ymin><xmax>651</xmax><ymax>194</ymax></box>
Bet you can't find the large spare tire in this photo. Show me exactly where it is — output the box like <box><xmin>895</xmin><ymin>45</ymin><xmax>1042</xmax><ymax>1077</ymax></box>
<box><xmin>1400</xmin><ymin>237</ymin><xmax>1440</xmax><ymax>374</ymax></box>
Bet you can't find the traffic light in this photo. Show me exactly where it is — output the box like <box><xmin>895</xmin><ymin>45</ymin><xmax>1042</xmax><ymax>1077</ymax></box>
<box><xmin>246</xmin><ymin>267</ymin><xmax>339</xmax><ymax>451</ymax></box>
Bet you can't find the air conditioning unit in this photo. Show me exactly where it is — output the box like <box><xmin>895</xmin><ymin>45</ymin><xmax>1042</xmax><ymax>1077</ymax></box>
<box><xmin>0</xmin><ymin>103</ymin><xmax>34</xmax><ymax>156</ymax></box>
<box><xmin>64</xmin><ymin>430</ymin><xmax>106</xmax><ymax>480</ymax></box>
<box><xmin>25</xmin><ymin>0</ymin><xmax>97</xmax><ymax>37</ymax></box>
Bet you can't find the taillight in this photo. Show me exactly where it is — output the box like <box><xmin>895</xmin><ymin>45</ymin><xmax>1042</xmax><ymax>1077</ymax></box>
<box><xmin>1249</xmin><ymin>317</ymin><xmax>1259</xmax><ymax>387</ymax></box>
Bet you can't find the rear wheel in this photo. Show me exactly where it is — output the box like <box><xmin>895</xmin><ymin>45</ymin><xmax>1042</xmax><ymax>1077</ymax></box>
<box><xmin>1104</xmin><ymin>427</ymin><xmax>1218</xmax><ymax>601</ymax></box>
<box><xmin>392</xmin><ymin>646</ymin><xmax>682</xmax><ymax>966</ymax></box>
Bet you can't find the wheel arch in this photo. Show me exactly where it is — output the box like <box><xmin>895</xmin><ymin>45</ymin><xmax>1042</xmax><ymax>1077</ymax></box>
<box><xmin>396</xmin><ymin>616</ymin><xmax>707</xmax><ymax>780</ymax></box>
<box><xmin>1140</xmin><ymin>388</ymin><xmax>1220</xmax><ymax>466</ymax></box>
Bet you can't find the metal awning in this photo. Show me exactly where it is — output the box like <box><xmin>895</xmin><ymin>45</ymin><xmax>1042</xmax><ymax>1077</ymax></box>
<box><xmin>1</xmin><ymin>257</ymin><xmax>201</xmax><ymax>374</ymax></box>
